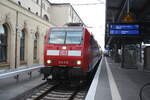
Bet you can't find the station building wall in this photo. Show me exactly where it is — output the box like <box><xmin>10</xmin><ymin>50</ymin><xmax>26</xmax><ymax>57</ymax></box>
<box><xmin>0</xmin><ymin>0</ymin><xmax>53</xmax><ymax>69</ymax></box>
<box><xmin>50</xmin><ymin>4</ymin><xmax>84</xmax><ymax>26</ymax></box>
<box><xmin>0</xmin><ymin>0</ymin><xmax>84</xmax><ymax>70</ymax></box>
<box><xmin>10</xmin><ymin>0</ymin><xmax>51</xmax><ymax>23</ymax></box>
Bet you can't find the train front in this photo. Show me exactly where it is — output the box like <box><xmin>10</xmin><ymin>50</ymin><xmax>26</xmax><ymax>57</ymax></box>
<box><xmin>42</xmin><ymin>27</ymin><xmax>86</xmax><ymax>80</ymax></box>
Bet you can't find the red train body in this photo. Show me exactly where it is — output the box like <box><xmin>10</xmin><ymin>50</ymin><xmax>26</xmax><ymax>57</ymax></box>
<box><xmin>42</xmin><ymin>26</ymin><xmax>101</xmax><ymax>80</ymax></box>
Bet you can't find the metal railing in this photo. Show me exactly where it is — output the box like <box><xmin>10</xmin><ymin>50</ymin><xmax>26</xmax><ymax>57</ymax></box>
<box><xmin>0</xmin><ymin>65</ymin><xmax>44</xmax><ymax>80</ymax></box>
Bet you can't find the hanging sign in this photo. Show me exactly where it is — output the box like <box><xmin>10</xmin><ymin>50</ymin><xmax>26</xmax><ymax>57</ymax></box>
<box><xmin>109</xmin><ymin>23</ymin><xmax>140</xmax><ymax>36</ymax></box>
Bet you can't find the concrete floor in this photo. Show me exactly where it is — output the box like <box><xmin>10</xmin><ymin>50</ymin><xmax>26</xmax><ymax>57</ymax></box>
<box><xmin>1</xmin><ymin>57</ymin><xmax>150</xmax><ymax>100</ymax></box>
<box><xmin>0</xmin><ymin>71</ymin><xmax>46</xmax><ymax>100</ymax></box>
<box><xmin>95</xmin><ymin>58</ymin><xmax>112</xmax><ymax>100</ymax></box>
<box><xmin>88</xmin><ymin>57</ymin><xmax>150</xmax><ymax>100</ymax></box>
<box><xmin>107</xmin><ymin>57</ymin><xmax>150</xmax><ymax>100</ymax></box>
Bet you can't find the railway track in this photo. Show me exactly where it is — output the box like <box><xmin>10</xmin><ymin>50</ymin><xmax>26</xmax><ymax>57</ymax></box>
<box><xmin>14</xmin><ymin>81</ymin><xmax>87</xmax><ymax>100</ymax></box>
<box><xmin>13</xmin><ymin>59</ymin><xmax>101</xmax><ymax>100</ymax></box>
<box><xmin>27</xmin><ymin>82</ymin><xmax>87</xmax><ymax>100</ymax></box>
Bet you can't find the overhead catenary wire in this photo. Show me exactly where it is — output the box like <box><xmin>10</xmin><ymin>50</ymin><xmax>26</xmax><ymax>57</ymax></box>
<box><xmin>71</xmin><ymin>2</ymin><xmax>104</xmax><ymax>6</ymax></box>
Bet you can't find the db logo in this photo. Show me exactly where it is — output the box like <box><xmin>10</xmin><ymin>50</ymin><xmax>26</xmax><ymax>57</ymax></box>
<box><xmin>60</xmin><ymin>50</ymin><xmax>68</xmax><ymax>56</ymax></box>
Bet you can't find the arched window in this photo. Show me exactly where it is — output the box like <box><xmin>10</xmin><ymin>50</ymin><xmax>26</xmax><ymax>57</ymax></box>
<box><xmin>20</xmin><ymin>29</ymin><xmax>25</xmax><ymax>61</ymax></box>
<box><xmin>34</xmin><ymin>32</ymin><xmax>38</xmax><ymax>60</ymax></box>
<box><xmin>36</xmin><ymin>0</ymin><xmax>39</xmax><ymax>4</ymax></box>
<box><xmin>18</xmin><ymin>1</ymin><xmax>21</xmax><ymax>6</ymax></box>
<box><xmin>0</xmin><ymin>24</ymin><xmax>8</xmax><ymax>62</ymax></box>
<box><xmin>36</xmin><ymin>12</ymin><xmax>38</xmax><ymax>15</ymax></box>
<box><xmin>43</xmin><ymin>14</ymin><xmax>49</xmax><ymax>22</ymax></box>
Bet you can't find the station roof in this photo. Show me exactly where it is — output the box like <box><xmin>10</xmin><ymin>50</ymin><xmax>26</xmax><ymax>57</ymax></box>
<box><xmin>105</xmin><ymin>0</ymin><xmax>150</xmax><ymax>48</ymax></box>
<box><xmin>106</xmin><ymin>0</ymin><xmax>150</xmax><ymax>23</ymax></box>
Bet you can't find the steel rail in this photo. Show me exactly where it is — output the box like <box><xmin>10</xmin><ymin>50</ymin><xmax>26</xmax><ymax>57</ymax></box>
<box><xmin>68</xmin><ymin>88</ymin><xmax>81</xmax><ymax>100</ymax></box>
<box><xmin>34</xmin><ymin>83</ymin><xmax>60</xmax><ymax>100</ymax></box>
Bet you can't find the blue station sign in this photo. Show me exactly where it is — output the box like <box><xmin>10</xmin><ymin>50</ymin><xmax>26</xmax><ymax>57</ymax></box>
<box><xmin>109</xmin><ymin>24</ymin><xmax>140</xmax><ymax>35</ymax></box>
<box><xmin>110</xmin><ymin>25</ymin><xmax>139</xmax><ymax>30</ymax></box>
<box><xmin>110</xmin><ymin>30</ymin><xmax>139</xmax><ymax>35</ymax></box>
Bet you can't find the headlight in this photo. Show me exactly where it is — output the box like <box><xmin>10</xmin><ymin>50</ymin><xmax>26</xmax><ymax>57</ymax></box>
<box><xmin>62</xmin><ymin>46</ymin><xmax>66</xmax><ymax>50</ymax></box>
<box><xmin>77</xmin><ymin>60</ymin><xmax>81</xmax><ymax>65</ymax></box>
<box><xmin>47</xmin><ymin>60</ymin><xmax>52</xmax><ymax>64</ymax></box>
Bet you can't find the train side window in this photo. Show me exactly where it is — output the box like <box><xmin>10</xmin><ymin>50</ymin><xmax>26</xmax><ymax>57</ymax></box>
<box><xmin>80</xmin><ymin>38</ymin><xmax>83</xmax><ymax>44</ymax></box>
<box><xmin>90</xmin><ymin>36</ymin><xmax>94</xmax><ymax>45</ymax></box>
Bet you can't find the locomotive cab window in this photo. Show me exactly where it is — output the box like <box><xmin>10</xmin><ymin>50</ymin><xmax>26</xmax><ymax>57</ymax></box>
<box><xmin>49</xmin><ymin>28</ymin><xmax>83</xmax><ymax>44</ymax></box>
<box><xmin>49</xmin><ymin>31</ymin><xmax>66</xmax><ymax>44</ymax></box>
<box><xmin>66</xmin><ymin>31</ymin><xmax>83</xmax><ymax>44</ymax></box>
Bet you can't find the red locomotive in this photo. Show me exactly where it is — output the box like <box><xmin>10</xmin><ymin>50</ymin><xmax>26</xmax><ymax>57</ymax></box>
<box><xmin>41</xmin><ymin>24</ymin><xmax>101</xmax><ymax>80</ymax></box>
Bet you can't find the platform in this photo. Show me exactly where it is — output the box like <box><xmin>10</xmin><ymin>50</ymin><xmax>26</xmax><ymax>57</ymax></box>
<box><xmin>0</xmin><ymin>65</ymin><xmax>46</xmax><ymax>100</ymax></box>
<box><xmin>86</xmin><ymin>57</ymin><xmax>150</xmax><ymax>100</ymax></box>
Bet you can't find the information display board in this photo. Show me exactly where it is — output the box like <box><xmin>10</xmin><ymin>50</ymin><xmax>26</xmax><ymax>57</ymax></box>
<box><xmin>109</xmin><ymin>24</ymin><xmax>140</xmax><ymax>36</ymax></box>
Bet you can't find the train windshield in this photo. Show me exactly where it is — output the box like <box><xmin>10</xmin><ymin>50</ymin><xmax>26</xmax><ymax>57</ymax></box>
<box><xmin>49</xmin><ymin>28</ymin><xmax>83</xmax><ymax>44</ymax></box>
